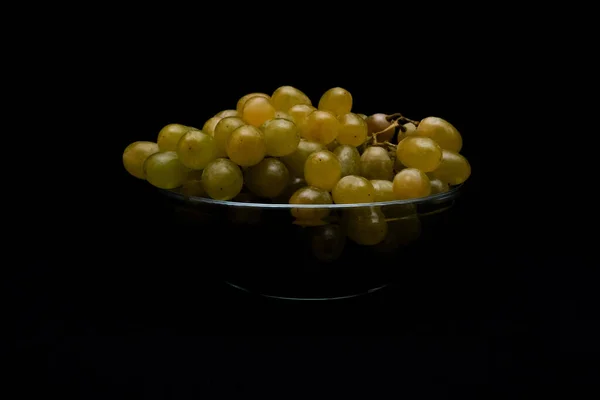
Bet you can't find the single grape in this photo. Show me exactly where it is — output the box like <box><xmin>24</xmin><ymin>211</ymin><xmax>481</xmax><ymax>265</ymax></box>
<box><xmin>365</xmin><ymin>113</ymin><xmax>394</xmax><ymax>142</ymax></box>
<box><xmin>260</xmin><ymin>118</ymin><xmax>300</xmax><ymax>157</ymax></box>
<box><xmin>357</xmin><ymin>113</ymin><xmax>367</xmax><ymax>120</ymax></box>
<box><xmin>370</xmin><ymin>179</ymin><xmax>395</xmax><ymax>202</ymax></box>
<box><xmin>392</xmin><ymin>168</ymin><xmax>431</xmax><ymax>199</ymax></box>
<box><xmin>344</xmin><ymin>207</ymin><xmax>388</xmax><ymax>246</ymax></box>
<box><xmin>333</xmin><ymin>144</ymin><xmax>360</xmax><ymax>177</ymax></box>
<box><xmin>289</xmin><ymin>186</ymin><xmax>333</xmax><ymax>225</ymax></box>
<box><xmin>332</xmin><ymin>175</ymin><xmax>375</xmax><ymax>204</ymax></box>
<box><xmin>180</xmin><ymin>170</ymin><xmax>206</xmax><ymax>198</ymax></box>
<box><xmin>236</xmin><ymin>92</ymin><xmax>270</xmax><ymax>115</ymax></box>
<box><xmin>429</xmin><ymin>150</ymin><xmax>471</xmax><ymax>185</ymax></box>
<box><xmin>288</xmin><ymin>104</ymin><xmax>316</xmax><ymax>128</ymax></box>
<box><xmin>403</xmin><ymin>122</ymin><xmax>417</xmax><ymax>135</ymax></box>
<box><xmin>215</xmin><ymin>109</ymin><xmax>239</xmax><ymax>118</ymax></box>
<box><xmin>429</xmin><ymin>178</ymin><xmax>449</xmax><ymax>194</ymax></box>
<box><xmin>226</xmin><ymin>125</ymin><xmax>267</xmax><ymax>167</ymax></box>
<box><xmin>201</xmin><ymin>158</ymin><xmax>243</xmax><ymax>200</ymax></box>
<box><xmin>244</xmin><ymin>157</ymin><xmax>290</xmax><ymax>198</ymax></box>
<box><xmin>360</xmin><ymin>146</ymin><xmax>394</xmax><ymax>180</ymax></box>
<box><xmin>318</xmin><ymin>87</ymin><xmax>352</xmax><ymax>116</ymax></box>
<box><xmin>304</xmin><ymin>150</ymin><xmax>342</xmax><ymax>191</ymax></box>
<box><xmin>157</xmin><ymin>123</ymin><xmax>193</xmax><ymax>152</ymax></box>
<box><xmin>241</xmin><ymin>96</ymin><xmax>276</xmax><ymax>127</ymax></box>
<box><xmin>337</xmin><ymin>113</ymin><xmax>368</xmax><ymax>146</ymax></box>
<box><xmin>300</xmin><ymin>110</ymin><xmax>340</xmax><ymax>145</ymax></box>
<box><xmin>176</xmin><ymin>130</ymin><xmax>218</xmax><ymax>170</ymax></box>
<box><xmin>270</xmin><ymin>86</ymin><xmax>312</xmax><ymax>111</ymax></box>
<box><xmin>416</xmin><ymin>116</ymin><xmax>463</xmax><ymax>152</ymax></box>
<box><xmin>280</xmin><ymin>140</ymin><xmax>325</xmax><ymax>178</ymax></box>
<box><xmin>143</xmin><ymin>151</ymin><xmax>189</xmax><ymax>189</ymax></box>
<box><xmin>202</xmin><ymin>116</ymin><xmax>222</xmax><ymax>136</ymax></box>
<box><xmin>123</xmin><ymin>141</ymin><xmax>160</xmax><ymax>179</ymax></box>
<box><xmin>311</xmin><ymin>224</ymin><xmax>346</xmax><ymax>262</ymax></box>
<box><xmin>274</xmin><ymin>111</ymin><xmax>294</xmax><ymax>121</ymax></box>
<box><xmin>396</xmin><ymin>136</ymin><xmax>443</xmax><ymax>172</ymax></box>
<box><xmin>214</xmin><ymin>116</ymin><xmax>246</xmax><ymax>155</ymax></box>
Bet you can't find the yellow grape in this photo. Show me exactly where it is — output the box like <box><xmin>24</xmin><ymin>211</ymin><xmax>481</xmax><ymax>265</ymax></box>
<box><xmin>392</xmin><ymin>168</ymin><xmax>431</xmax><ymax>199</ymax></box>
<box><xmin>288</xmin><ymin>104</ymin><xmax>316</xmax><ymax>128</ymax></box>
<box><xmin>396</xmin><ymin>136</ymin><xmax>443</xmax><ymax>172</ymax></box>
<box><xmin>370</xmin><ymin>179</ymin><xmax>396</xmax><ymax>202</ymax></box>
<box><xmin>332</xmin><ymin>175</ymin><xmax>375</xmax><ymax>204</ymax></box>
<box><xmin>429</xmin><ymin>150</ymin><xmax>471</xmax><ymax>185</ymax></box>
<box><xmin>300</xmin><ymin>110</ymin><xmax>340</xmax><ymax>145</ymax></box>
<box><xmin>176</xmin><ymin>130</ymin><xmax>218</xmax><ymax>170</ymax></box>
<box><xmin>270</xmin><ymin>86</ymin><xmax>312</xmax><ymax>111</ymax></box>
<box><xmin>274</xmin><ymin>111</ymin><xmax>294</xmax><ymax>121</ymax></box>
<box><xmin>214</xmin><ymin>117</ymin><xmax>246</xmax><ymax>156</ymax></box>
<box><xmin>357</xmin><ymin>113</ymin><xmax>367</xmax><ymax>120</ymax></box>
<box><xmin>333</xmin><ymin>144</ymin><xmax>360</xmax><ymax>177</ymax></box>
<box><xmin>429</xmin><ymin>178</ymin><xmax>449</xmax><ymax>194</ymax></box>
<box><xmin>403</xmin><ymin>122</ymin><xmax>417</xmax><ymax>136</ymax></box>
<box><xmin>344</xmin><ymin>207</ymin><xmax>388</xmax><ymax>246</ymax></box>
<box><xmin>122</xmin><ymin>141</ymin><xmax>160</xmax><ymax>179</ymax></box>
<box><xmin>337</xmin><ymin>113</ymin><xmax>368</xmax><ymax>146</ymax></box>
<box><xmin>201</xmin><ymin>158</ymin><xmax>243</xmax><ymax>200</ymax></box>
<box><xmin>215</xmin><ymin>109</ymin><xmax>239</xmax><ymax>118</ymax></box>
<box><xmin>260</xmin><ymin>118</ymin><xmax>300</xmax><ymax>157</ymax></box>
<box><xmin>416</xmin><ymin>116</ymin><xmax>463</xmax><ymax>152</ymax></box>
<box><xmin>318</xmin><ymin>87</ymin><xmax>352</xmax><ymax>116</ymax></box>
<box><xmin>202</xmin><ymin>117</ymin><xmax>222</xmax><ymax>136</ymax></box>
<box><xmin>289</xmin><ymin>186</ymin><xmax>332</xmax><ymax>224</ymax></box>
<box><xmin>143</xmin><ymin>151</ymin><xmax>189</xmax><ymax>190</ymax></box>
<box><xmin>236</xmin><ymin>92</ymin><xmax>270</xmax><ymax>115</ymax></box>
<box><xmin>244</xmin><ymin>157</ymin><xmax>290</xmax><ymax>198</ymax></box>
<box><xmin>226</xmin><ymin>125</ymin><xmax>266</xmax><ymax>167</ymax></box>
<box><xmin>241</xmin><ymin>96</ymin><xmax>276</xmax><ymax>127</ymax></box>
<box><xmin>304</xmin><ymin>150</ymin><xmax>342</xmax><ymax>191</ymax></box>
<box><xmin>157</xmin><ymin>123</ymin><xmax>193</xmax><ymax>152</ymax></box>
<box><xmin>280</xmin><ymin>140</ymin><xmax>325</xmax><ymax>178</ymax></box>
<box><xmin>360</xmin><ymin>146</ymin><xmax>394</xmax><ymax>180</ymax></box>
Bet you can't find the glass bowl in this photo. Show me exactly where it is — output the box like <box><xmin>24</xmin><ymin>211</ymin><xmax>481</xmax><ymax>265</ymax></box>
<box><xmin>160</xmin><ymin>185</ymin><xmax>464</xmax><ymax>300</ymax></box>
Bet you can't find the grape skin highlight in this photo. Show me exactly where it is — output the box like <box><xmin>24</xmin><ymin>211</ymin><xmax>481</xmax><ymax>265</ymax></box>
<box><xmin>396</xmin><ymin>136</ymin><xmax>443</xmax><ymax>172</ymax></box>
<box><xmin>318</xmin><ymin>87</ymin><xmax>352</xmax><ymax>116</ymax></box>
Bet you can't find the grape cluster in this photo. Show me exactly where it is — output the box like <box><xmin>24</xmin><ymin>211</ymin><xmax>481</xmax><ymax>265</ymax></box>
<box><xmin>123</xmin><ymin>86</ymin><xmax>471</xmax><ymax>253</ymax></box>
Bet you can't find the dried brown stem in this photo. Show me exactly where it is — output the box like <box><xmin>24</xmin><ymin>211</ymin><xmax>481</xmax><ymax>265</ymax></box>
<box><xmin>385</xmin><ymin>113</ymin><xmax>420</xmax><ymax>126</ymax></box>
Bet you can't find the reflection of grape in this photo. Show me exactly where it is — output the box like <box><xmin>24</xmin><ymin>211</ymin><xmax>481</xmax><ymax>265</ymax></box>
<box><xmin>344</xmin><ymin>207</ymin><xmax>388</xmax><ymax>245</ymax></box>
<box><xmin>229</xmin><ymin>192</ymin><xmax>262</xmax><ymax>224</ymax></box>
<box><xmin>214</xmin><ymin>117</ymin><xmax>246</xmax><ymax>155</ymax></box>
<box><xmin>332</xmin><ymin>175</ymin><xmax>375</xmax><ymax>204</ymax></box>
<box><xmin>202</xmin><ymin>117</ymin><xmax>222</xmax><ymax>137</ymax></box>
<box><xmin>396</xmin><ymin>136</ymin><xmax>442</xmax><ymax>172</ymax></box>
<box><xmin>304</xmin><ymin>150</ymin><xmax>342</xmax><ymax>191</ymax></box>
<box><xmin>143</xmin><ymin>151</ymin><xmax>189</xmax><ymax>189</ymax></box>
<box><xmin>318</xmin><ymin>87</ymin><xmax>352</xmax><ymax>116</ymax></box>
<box><xmin>157</xmin><ymin>123</ymin><xmax>193</xmax><ymax>152</ymax></box>
<box><xmin>226</xmin><ymin>125</ymin><xmax>266</xmax><ymax>167</ymax></box>
<box><xmin>288</xmin><ymin>104</ymin><xmax>315</xmax><ymax>128</ymax></box>
<box><xmin>215</xmin><ymin>109</ymin><xmax>239</xmax><ymax>118</ymax></box>
<box><xmin>337</xmin><ymin>113</ymin><xmax>368</xmax><ymax>146</ymax></box>
<box><xmin>123</xmin><ymin>141</ymin><xmax>160</xmax><ymax>179</ymax></box>
<box><xmin>236</xmin><ymin>92</ymin><xmax>270</xmax><ymax>115</ymax></box>
<box><xmin>392</xmin><ymin>168</ymin><xmax>431</xmax><ymax>199</ymax></box>
<box><xmin>260</xmin><ymin>118</ymin><xmax>300</xmax><ymax>157</ymax></box>
<box><xmin>429</xmin><ymin>150</ymin><xmax>471</xmax><ymax>185</ymax></box>
<box><xmin>300</xmin><ymin>110</ymin><xmax>340</xmax><ymax>145</ymax></box>
<box><xmin>289</xmin><ymin>186</ymin><xmax>332</xmax><ymax>225</ymax></box>
<box><xmin>280</xmin><ymin>140</ymin><xmax>325</xmax><ymax>178</ymax></box>
<box><xmin>429</xmin><ymin>178</ymin><xmax>449</xmax><ymax>194</ymax></box>
<box><xmin>244</xmin><ymin>158</ymin><xmax>290</xmax><ymax>198</ymax></box>
<box><xmin>201</xmin><ymin>158</ymin><xmax>243</xmax><ymax>200</ymax></box>
<box><xmin>333</xmin><ymin>144</ymin><xmax>360</xmax><ymax>177</ymax></box>
<box><xmin>416</xmin><ymin>116</ymin><xmax>462</xmax><ymax>152</ymax></box>
<box><xmin>374</xmin><ymin>215</ymin><xmax>421</xmax><ymax>253</ymax></box>
<box><xmin>241</xmin><ymin>96</ymin><xmax>276</xmax><ymax>127</ymax></box>
<box><xmin>271</xmin><ymin>86</ymin><xmax>312</xmax><ymax>111</ymax></box>
<box><xmin>360</xmin><ymin>146</ymin><xmax>394</xmax><ymax>180</ymax></box>
<box><xmin>370</xmin><ymin>179</ymin><xmax>395</xmax><ymax>202</ymax></box>
<box><xmin>311</xmin><ymin>224</ymin><xmax>346</xmax><ymax>262</ymax></box>
<box><xmin>176</xmin><ymin>130</ymin><xmax>218</xmax><ymax>170</ymax></box>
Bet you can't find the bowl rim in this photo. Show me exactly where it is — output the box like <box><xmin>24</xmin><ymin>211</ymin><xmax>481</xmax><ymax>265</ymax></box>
<box><xmin>160</xmin><ymin>183</ymin><xmax>463</xmax><ymax>209</ymax></box>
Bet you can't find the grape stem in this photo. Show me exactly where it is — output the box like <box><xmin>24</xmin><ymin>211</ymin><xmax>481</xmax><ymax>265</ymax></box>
<box><xmin>386</xmin><ymin>113</ymin><xmax>420</xmax><ymax>126</ymax></box>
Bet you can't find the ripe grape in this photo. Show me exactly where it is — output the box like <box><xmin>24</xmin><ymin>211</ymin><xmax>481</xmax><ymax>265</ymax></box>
<box><xmin>226</xmin><ymin>125</ymin><xmax>267</xmax><ymax>167</ymax></box>
<box><xmin>143</xmin><ymin>151</ymin><xmax>189</xmax><ymax>189</ymax></box>
<box><xmin>300</xmin><ymin>110</ymin><xmax>340</xmax><ymax>145</ymax></box>
<box><xmin>333</xmin><ymin>144</ymin><xmax>360</xmax><ymax>177</ymax></box>
<box><xmin>202</xmin><ymin>116</ymin><xmax>222</xmax><ymax>136</ymax></box>
<box><xmin>280</xmin><ymin>140</ymin><xmax>325</xmax><ymax>178</ymax></box>
<box><xmin>357</xmin><ymin>113</ymin><xmax>367</xmax><ymax>120</ymax></box>
<box><xmin>365</xmin><ymin>113</ymin><xmax>394</xmax><ymax>142</ymax></box>
<box><xmin>288</xmin><ymin>104</ymin><xmax>316</xmax><ymax>128</ymax></box>
<box><xmin>392</xmin><ymin>168</ymin><xmax>431</xmax><ymax>199</ymax></box>
<box><xmin>260</xmin><ymin>118</ymin><xmax>300</xmax><ymax>157</ymax></box>
<box><xmin>332</xmin><ymin>175</ymin><xmax>375</xmax><ymax>204</ymax></box>
<box><xmin>215</xmin><ymin>109</ymin><xmax>239</xmax><ymax>118</ymax></box>
<box><xmin>274</xmin><ymin>111</ymin><xmax>294</xmax><ymax>121</ymax></box>
<box><xmin>201</xmin><ymin>158</ymin><xmax>243</xmax><ymax>200</ymax></box>
<box><xmin>241</xmin><ymin>96</ymin><xmax>276</xmax><ymax>127</ymax></box>
<box><xmin>360</xmin><ymin>146</ymin><xmax>394</xmax><ymax>180</ymax></box>
<box><xmin>311</xmin><ymin>224</ymin><xmax>346</xmax><ymax>262</ymax></box>
<box><xmin>157</xmin><ymin>123</ymin><xmax>193</xmax><ymax>152</ymax></box>
<box><xmin>236</xmin><ymin>92</ymin><xmax>270</xmax><ymax>115</ymax></box>
<box><xmin>374</xmin><ymin>215</ymin><xmax>421</xmax><ymax>252</ymax></box>
<box><xmin>403</xmin><ymin>122</ymin><xmax>417</xmax><ymax>136</ymax></box>
<box><xmin>180</xmin><ymin>170</ymin><xmax>206</xmax><ymax>198</ymax></box>
<box><xmin>214</xmin><ymin>116</ymin><xmax>246</xmax><ymax>155</ymax></box>
<box><xmin>304</xmin><ymin>150</ymin><xmax>342</xmax><ymax>191</ymax></box>
<box><xmin>370</xmin><ymin>179</ymin><xmax>395</xmax><ymax>202</ymax></box>
<box><xmin>244</xmin><ymin>157</ymin><xmax>290</xmax><ymax>198</ymax></box>
<box><xmin>429</xmin><ymin>178</ymin><xmax>449</xmax><ymax>194</ymax></box>
<box><xmin>416</xmin><ymin>116</ymin><xmax>463</xmax><ymax>152</ymax></box>
<box><xmin>429</xmin><ymin>150</ymin><xmax>471</xmax><ymax>185</ymax></box>
<box><xmin>289</xmin><ymin>186</ymin><xmax>333</xmax><ymax>224</ymax></box>
<box><xmin>344</xmin><ymin>207</ymin><xmax>388</xmax><ymax>246</ymax></box>
<box><xmin>176</xmin><ymin>130</ymin><xmax>218</xmax><ymax>170</ymax></box>
<box><xmin>318</xmin><ymin>87</ymin><xmax>352</xmax><ymax>116</ymax></box>
<box><xmin>122</xmin><ymin>141</ymin><xmax>159</xmax><ymax>179</ymax></box>
<box><xmin>337</xmin><ymin>113</ymin><xmax>368</xmax><ymax>146</ymax></box>
<box><xmin>396</xmin><ymin>136</ymin><xmax>443</xmax><ymax>172</ymax></box>
<box><xmin>270</xmin><ymin>86</ymin><xmax>312</xmax><ymax>111</ymax></box>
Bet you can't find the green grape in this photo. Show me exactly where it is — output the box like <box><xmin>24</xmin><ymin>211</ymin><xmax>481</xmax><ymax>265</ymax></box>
<box><xmin>229</xmin><ymin>192</ymin><xmax>262</xmax><ymax>224</ymax></box>
<box><xmin>300</xmin><ymin>110</ymin><xmax>340</xmax><ymax>145</ymax></box>
<box><xmin>332</xmin><ymin>175</ymin><xmax>375</xmax><ymax>204</ymax></box>
<box><xmin>370</xmin><ymin>179</ymin><xmax>395</xmax><ymax>202</ymax></box>
<box><xmin>260</xmin><ymin>118</ymin><xmax>300</xmax><ymax>157</ymax></box>
<box><xmin>311</xmin><ymin>224</ymin><xmax>346</xmax><ymax>262</ymax></box>
<box><xmin>280</xmin><ymin>140</ymin><xmax>325</xmax><ymax>178</ymax></box>
<box><xmin>123</xmin><ymin>141</ymin><xmax>159</xmax><ymax>179</ymax></box>
<box><xmin>392</xmin><ymin>168</ymin><xmax>431</xmax><ymax>199</ymax></box>
<box><xmin>396</xmin><ymin>136</ymin><xmax>443</xmax><ymax>172</ymax></box>
<box><xmin>304</xmin><ymin>150</ymin><xmax>342</xmax><ymax>191</ymax></box>
<box><xmin>274</xmin><ymin>176</ymin><xmax>306</xmax><ymax>204</ymax></box>
<box><xmin>202</xmin><ymin>116</ymin><xmax>222</xmax><ymax>136</ymax></box>
<box><xmin>236</xmin><ymin>92</ymin><xmax>270</xmax><ymax>115</ymax></box>
<box><xmin>429</xmin><ymin>150</ymin><xmax>471</xmax><ymax>185</ymax></box>
<box><xmin>429</xmin><ymin>178</ymin><xmax>449</xmax><ymax>194</ymax></box>
<box><xmin>215</xmin><ymin>109</ymin><xmax>239</xmax><ymax>118</ymax></box>
<box><xmin>244</xmin><ymin>157</ymin><xmax>290</xmax><ymax>198</ymax></box>
<box><xmin>337</xmin><ymin>113</ymin><xmax>368</xmax><ymax>146</ymax></box>
<box><xmin>344</xmin><ymin>207</ymin><xmax>388</xmax><ymax>246</ymax></box>
<box><xmin>143</xmin><ymin>151</ymin><xmax>189</xmax><ymax>189</ymax></box>
<box><xmin>289</xmin><ymin>186</ymin><xmax>333</xmax><ymax>225</ymax></box>
<box><xmin>357</xmin><ymin>113</ymin><xmax>367</xmax><ymax>120</ymax></box>
<box><xmin>403</xmin><ymin>122</ymin><xmax>417</xmax><ymax>136</ymax></box>
<box><xmin>201</xmin><ymin>158</ymin><xmax>243</xmax><ymax>200</ymax></box>
<box><xmin>365</xmin><ymin>113</ymin><xmax>394</xmax><ymax>142</ymax></box>
<box><xmin>226</xmin><ymin>125</ymin><xmax>267</xmax><ymax>167</ymax></box>
<box><xmin>318</xmin><ymin>87</ymin><xmax>352</xmax><ymax>116</ymax></box>
<box><xmin>241</xmin><ymin>96</ymin><xmax>276</xmax><ymax>127</ymax></box>
<box><xmin>416</xmin><ymin>116</ymin><xmax>463</xmax><ymax>152</ymax></box>
<box><xmin>214</xmin><ymin>116</ymin><xmax>246</xmax><ymax>155</ymax></box>
<box><xmin>274</xmin><ymin>111</ymin><xmax>294</xmax><ymax>121</ymax></box>
<box><xmin>180</xmin><ymin>170</ymin><xmax>206</xmax><ymax>198</ymax></box>
<box><xmin>157</xmin><ymin>123</ymin><xmax>193</xmax><ymax>152</ymax></box>
<box><xmin>176</xmin><ymin>130</ymin><xmax>218</xmax><ymax>170</ymax></box>
<box><xmin>333</xmin><ymin>144</ymin><xmax>360</xmax><ymax>177</ymax></box>
<box><xmin>360</xmin><ymin>146</ymin><xmax>394</xmax><ymax>180</ymax></box>
<box><xmin>373</xmin><ymin>215</ymin><xmax>421</xmax><ymax>253</ymax></box>
<box><xmin>270</xmin><ymin>86</ymin><xmax>312</xmax><ymax>111</ymax></box>
<box><xmin>288</xmin><ymin>104</ymin><xmax>316</xmax><ymax>128</ymax></box>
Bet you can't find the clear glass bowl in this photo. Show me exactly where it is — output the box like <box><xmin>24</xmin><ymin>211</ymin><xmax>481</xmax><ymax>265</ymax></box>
<box><xmin>160</xmin><ymin>185</ymin><xmax>464</xmax><ymax>300</ymax></box>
